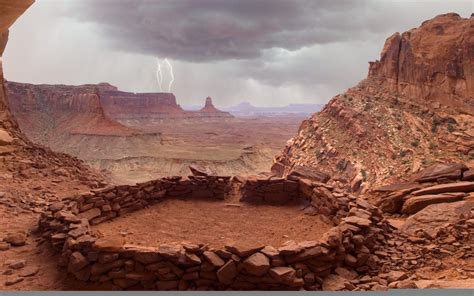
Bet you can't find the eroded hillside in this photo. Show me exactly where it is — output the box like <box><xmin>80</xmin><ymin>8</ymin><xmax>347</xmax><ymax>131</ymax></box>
<box><xmin>273</xmin><ymin>13</ymin><xmax>474</xmax><ymax>191</ymax></box>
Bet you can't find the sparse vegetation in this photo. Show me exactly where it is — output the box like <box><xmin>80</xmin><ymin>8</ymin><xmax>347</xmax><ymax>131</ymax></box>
<box><xmin>411</xmin><ymin>139</ymin><xmax>420</xmax><ymax>147</ymax></box>
<box><xmin>399</xmin><ymin>149</ymin><xmax>409</xmax><ymax>157</ymax></box>
<box><xmin>447</xmin><ymin>123</ymin><xmax>456</xmax><ymax>132</ymax></box>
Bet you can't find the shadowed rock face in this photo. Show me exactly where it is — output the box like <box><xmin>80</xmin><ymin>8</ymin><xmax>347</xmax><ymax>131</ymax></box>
<box><xmin>0</xmin><ymin>0</ymin><xmax>105</xmax><ymax>186</ymax></box>
<box><xmin>0</xmin><ymin>0</ymin><xmax>34</xmax><ymax>142</ymax></box>
<box><xmin>273</xmin><ymin>14</ymin><xmax>474</xmax><ymax>190</ymax></box>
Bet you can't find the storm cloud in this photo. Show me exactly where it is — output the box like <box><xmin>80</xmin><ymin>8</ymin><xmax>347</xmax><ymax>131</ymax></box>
<box><xmin>3</xmin><ymin>0</ymin><xmax>472</xmax><ymax>107</ymax></box>
<box><xmin>70</xmin><ymin>0</ymin><xmax>397</xmax><ymax>62</ymax></box>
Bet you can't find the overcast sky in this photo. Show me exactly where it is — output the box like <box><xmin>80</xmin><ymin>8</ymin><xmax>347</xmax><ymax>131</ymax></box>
<box><xmin>3</xmin><ymin>0</ymin><xmax>472</xmax><ymax>107</ymax></box>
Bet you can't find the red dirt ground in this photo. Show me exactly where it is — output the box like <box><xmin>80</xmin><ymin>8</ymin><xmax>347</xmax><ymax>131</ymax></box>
<box><xmin>93</xmin><ymin>196</ymin><xmax>332</xmax><ymax>249</ymax></box>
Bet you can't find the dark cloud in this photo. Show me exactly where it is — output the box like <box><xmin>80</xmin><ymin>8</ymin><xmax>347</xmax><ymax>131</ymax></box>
<box><xmin>71</xmin><ymin>0</ymin><xmax>386</xmax><ymax>62</ymax></box>
<box><xmin>5</xmin><ymin>0</ymin><xmax>472</xmax><ymax>107</ymax></box>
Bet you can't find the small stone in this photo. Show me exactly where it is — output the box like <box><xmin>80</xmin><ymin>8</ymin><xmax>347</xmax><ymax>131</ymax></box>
<box><xmin>225</xmin><ymin>244</ymin><xmax>264</xmax><ymax>257</ymax></box>
<box><xmin>386</xmin><ymin>270</ymin><xmax>408</xmax><ymax>283</ymax></box>
<box><xmin>343</xmin><ymin>216</ymin><xmax>372</xmax><ymax>228</ymax></box>
<box><xmin>397</xmin><ymin>280</ymin><xmax>416</xmax><ymax>289</ymax></box>
<box><xmin>203</xmin><ymin>251</ymin><xmax>225</xmax><ymax>268</ymax></box>
<box><xmin>217</xmin><ymin>260</ymin><xmax>237</xmax><ymax>284</ymax></box>
<box><xmin>5</xmin><ymin>276</ymin><xmax>24</xmax><ymax>286</ymax></box>
<box><xmin>241</xmin><ymin>252</ymin><xmax>270</xmax><ymax>276</ymax></box>
<box><xmin>77</xmin><ymin>207</ymin><xmax>101</xmax><ymax>221</ymax></box>
<box><xmin>4</xmin><ymin>232</ymin><xmax>27</xmax><ymax>246</ymax></box>
<box><xmin>269</xmin><ymin>266</ymin><xmax>296</xmax><ymax>283</ymax></box>
<box><xmin>7</xmin><ymin>259</ymin><xmax>26</xmax><ymax>270</ymax></box>
<box><xmin>0</xmin><ymin>242</ymin><xmax>10</xmax><ymax>251</ymax></box>
<box><xmin>68</xmin><ymin>252</ymin><xmax>89</xmax><ymax>273</ymax></box>
<box><xmin>278</xmin><ymin>241</ymin><xmax>303</xmax><ymax>255</ymax></box>
<box><xmin>335</xmin><ymin>267</ymin><xmax>358</xmax><ymax>280</ymax></box>
<box><xmin>322</xmin><ymin>274</ymin><xmax>347</xmax><ymax>291</ymax></box>
<box><xmin>19</xmin><ymin>266</ymin><xmax>40</xmax><ymax>277</ymax></box>
<box><xmin>372</xmin><ymin>284</ymin><xmax>388</xmax><ymax>291</ymax></box>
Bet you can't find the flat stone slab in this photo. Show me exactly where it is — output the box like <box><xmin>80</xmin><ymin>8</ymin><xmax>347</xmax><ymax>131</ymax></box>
<box><xmin>402</xmin><ymin>192</ymin><xmax>467</xmax><ymax>214</ymax></box>
<box><xmin>412</xmin><ymin>182</ymin><xmax>474</xmax><ymax>196</ymax></box>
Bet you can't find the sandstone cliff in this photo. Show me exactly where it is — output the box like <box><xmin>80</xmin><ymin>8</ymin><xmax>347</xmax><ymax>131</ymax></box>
<box><xmin>0</xmin><ymin>0</ymin><xmax>105</xmax><ymax>186</ymax></box>
<box><xmin>99</xmin><ymin>88</ymin><xmax>233</xmax><ymax>122</ymax></box>
<box><xmin>368</xmin><ymin>13</ymin><xmax>473</xmax><ymax>113</ymax></box>
<box><xmin>0</xmin><ymin>0</ymin><xmax>34</xmax><ymax>144</ymax></box>
<box><xmin>273</xmin><ymin>13</ymin><xmax>474</xmax><ymax>191</ymax></box>
<box><xmin>6</xmin><ymin>81</ymin><xmax>138</xmax><ymax>138</ymax></box>
<box><xmin>99</xmin><ymin>87</ymin><xmax>184</xmax><ymax>120</ymax></box>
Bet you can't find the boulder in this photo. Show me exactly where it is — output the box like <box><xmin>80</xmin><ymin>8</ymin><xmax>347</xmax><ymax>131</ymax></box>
<box><xmin>401</xmin><ymin>192</ymin><xmax>467</xmax><ymax>214</ymax></box>
<box><xmin>241</xmin><ymin>252</ymin><xmax>270</xmax><ymax>276</ymax></box>
<box><xmin>413</xmin><ymin>163</ymin><xmax>468</xmax><ymax>183</ymax></box>
<box><xmin>401</xmin><ymin>200</ymin><xmax>473</xmax><ymax>237</ymax></box>
<box><xmin>412</xmin><ymin>181</ymin><xmax>474</xmax><ymax>196</ymax></box>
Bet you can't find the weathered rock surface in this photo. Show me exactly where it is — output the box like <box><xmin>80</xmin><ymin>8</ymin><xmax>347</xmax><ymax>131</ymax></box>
<box><xmin>273</xmin><ymin>14</ymin><xmax>474</xmax><ymax>189</ymax></box>
<box><xmin>401</xmin><ymin>200</ymin><xmax>473</xmax><ymax>237</ymax></box>
<box><xmin>412</xmin><ymin>182</ymin><xmax>474</xmax><ymax>196</ymax></box>
<box><xmin>376</xmin><ymin>163</ymin><xmax>473</xmax><ymax>215</ymax></box>
<box><xmin>401</xmin><ymin>192</ymin><xmax>467</xmax><ymax>214</ymax></box>
<box><xmin>412</xmin><ymin>163</ymin><xmax>468</xmax><ymax>183</ymax></box>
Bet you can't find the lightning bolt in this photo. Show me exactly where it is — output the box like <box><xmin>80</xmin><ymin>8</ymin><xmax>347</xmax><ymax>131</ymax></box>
<box><xmin>156</xmin><ymin>58</ymin><xmax>163</xmax><ymax>92</ymax></box>
<box><xmin>155</xmin><ymin>57</ymin><xmax>175</xmax><ymax>92</ymax></box>
<box><xmin>164</xmin><ymin>58</ymin><xmax>175</xmax><ymax>92</ymax></box>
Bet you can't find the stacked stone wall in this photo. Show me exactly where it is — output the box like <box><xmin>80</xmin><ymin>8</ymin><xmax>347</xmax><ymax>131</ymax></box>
<box><xmin>39</xmin><ymin>174</ymin><xmax>392</xmax><ymax>290</ymax></box>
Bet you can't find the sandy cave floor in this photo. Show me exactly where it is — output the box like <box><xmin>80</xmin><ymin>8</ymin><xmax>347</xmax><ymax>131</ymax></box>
<box><xmin>93</xmin><ymin>196</ymin><xmax>333</xmax><ymax>249</ymax></box>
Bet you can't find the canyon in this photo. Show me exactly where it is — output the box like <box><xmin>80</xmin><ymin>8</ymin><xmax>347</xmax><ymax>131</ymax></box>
<box><xmin>6</xmin><ymin>81</ymin><xmax>299</xmax><ymax>183</ymax></box>
<box><xmin>0</xmin><ymin>1</ymin><xmax>472</xmax><ymax>292</ymax></box>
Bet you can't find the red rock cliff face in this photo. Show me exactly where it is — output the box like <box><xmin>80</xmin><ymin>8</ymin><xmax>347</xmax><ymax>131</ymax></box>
<box><xmin>7</xmin><ymin>82</ymin><xmax>104</xmax><ymax>114</ymax></box>
<box><xmin>0</xmin><ymin>0</ymin><xmax>34</xmax><ymax>143</ymax></box>
<box><xmin>6</xmin><ymin>82</ymin><xmax>137</xmax><ymax>138</ymax></box>
<box><xmin>99</xmin><ymin>88</ymin><xmax>184</xmax><ymax>120</ymax></box>
<box><xmin>0</xmin><ymin>0</ymin><xmax>105</xmax><ymax>184</ymax></box>
<box><xmin>369</xmin><ymin>13</ymin><xmax>473</xmax><ymax>111</ymax></box>
<box><xmin>100</xmin><ymin>89</ymin><xmax>233</xmax><ymax>121</ymax></box>
<box><xmin>273</xmin><ymin>14</ymin><xmax>474</xmax><ymax>191</ymax></box>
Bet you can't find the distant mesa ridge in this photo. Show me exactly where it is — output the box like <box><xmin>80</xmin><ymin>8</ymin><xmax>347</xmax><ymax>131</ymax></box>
<box><xmin>6</xmin><ymin>81</ymin><xmax>233</xmax><ymax>123</ymax></box>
